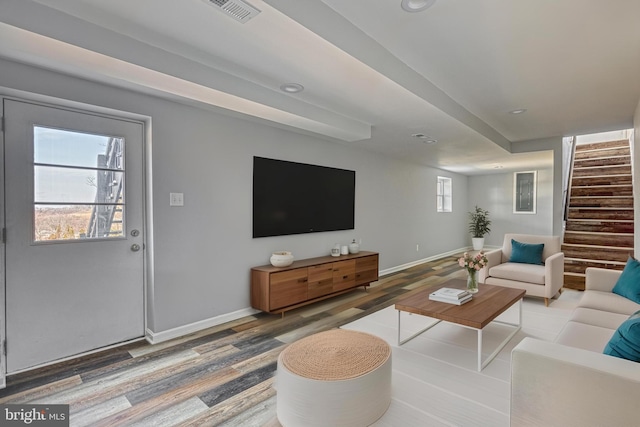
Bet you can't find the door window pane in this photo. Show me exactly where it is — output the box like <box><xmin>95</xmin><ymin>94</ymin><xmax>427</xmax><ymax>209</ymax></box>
<box><xmin>33</xmin><ymin>126</ymin><xmax>125</xmax><ymax>242</ymax></box>
<box><xmin>35</xmin><ymin>166</ymin><xmax>124</xmax><ymax>203</ymax></box>
<box><xmin>34</xmin><ymin>127</ymin><xmax>124</xmax><ymax>170</ymax></box>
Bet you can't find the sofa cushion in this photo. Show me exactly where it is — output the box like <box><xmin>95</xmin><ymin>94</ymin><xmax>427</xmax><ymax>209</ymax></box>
<box><xmin>603</xmin><ymin>311</ymin><xmax>640</xmax><ymax>362</ymax></box>
<box><xmin>488</xmin><ymin>262</ymin><xmax>545</xmax><ymax>285</ymax></box>
<box><xmin>555</xmin><ymin>320</ymin><xmax>615</xmax><ymax>353</ymax></box>
<box><xmin>570</xmin><ymin>307</ymin><xmax>630</xmax><ymax>330</ymax></box>
<box><xmin>578</xmin><ymin>290</ymin><xmax>640</xmax><ymax>316</ymax></box>
<box><xmin>612</xmin><ymin>257</ymin><xmax>640</xmax><ymax>304</ymax></box>
<box><xmin>509</xmin><ymin>239</ymin><xmax>544</xmax><ymax>265</ymax></box>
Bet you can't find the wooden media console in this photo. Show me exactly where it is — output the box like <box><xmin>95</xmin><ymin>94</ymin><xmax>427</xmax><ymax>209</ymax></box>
<box><xmin>250</xmin><ymin>251</ymin><xmax>379</xmax><ymax>315</ymax></box>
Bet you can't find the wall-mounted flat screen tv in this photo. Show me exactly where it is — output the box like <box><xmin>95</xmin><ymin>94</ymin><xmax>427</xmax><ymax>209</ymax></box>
<box><xmin>253</xmin><ymin>156</ymin><xmax>355</xmax><ymax>238</ymax></box>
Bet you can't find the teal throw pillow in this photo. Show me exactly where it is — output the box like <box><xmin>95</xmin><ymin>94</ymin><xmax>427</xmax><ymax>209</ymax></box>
<box><xmin>603</xmin><ymin>310</ymin><xmax>640</xmax><ymax>362</ymax></box>
<box><xmin>509</xmin><ymin>239</ymin><xmax>544</xmax><ymax>265</ymax></box>
<box><xmin>612</xmin><ymin>257</ymin><xmax>640</xmax><ymax>304</ymax></box>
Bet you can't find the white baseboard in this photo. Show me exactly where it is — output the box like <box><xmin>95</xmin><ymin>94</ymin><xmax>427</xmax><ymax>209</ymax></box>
<box><xmin>146</xmin><ymin>246</ymin><xmax>490</xmax><ymax>345</ymax></box>
<box><xmin>379</xmin><ymin>247</ymin><xmax>471</xmax><ymax>276</ymax></box>
<box><xmin>145</xmin><ymin>306</ymin><xmax>260</xmax><ymax>344</ymax></box>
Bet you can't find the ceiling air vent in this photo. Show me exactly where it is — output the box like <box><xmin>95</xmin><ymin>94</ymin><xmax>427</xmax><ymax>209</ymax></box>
<box><xmin>204</xmin><ymin>0</ymin><xmax>261</xmax><ymax>23</ymax></box>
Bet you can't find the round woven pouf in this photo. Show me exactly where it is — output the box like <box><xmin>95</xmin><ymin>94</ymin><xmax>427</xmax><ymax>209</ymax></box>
<box><xmin>276</xmin><ymin>329</ymin><xmax>392</xmax><ymax>427</ymax></box>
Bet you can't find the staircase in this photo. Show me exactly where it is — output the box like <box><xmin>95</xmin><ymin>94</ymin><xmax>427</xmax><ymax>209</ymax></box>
<box><xmin>563</xmin><ymin>139</ymin><xmax>634</xmax><ymax>290</ymax></box>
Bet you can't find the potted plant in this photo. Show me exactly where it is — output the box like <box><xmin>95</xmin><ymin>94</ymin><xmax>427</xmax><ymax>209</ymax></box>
<box><xmin>468</xmin><ymin>206</ymin><xmax>491</xmax><ymax>250</ymax></box>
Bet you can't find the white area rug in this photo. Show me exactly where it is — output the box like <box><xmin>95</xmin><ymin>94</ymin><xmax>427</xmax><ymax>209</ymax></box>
<box><xmin>340</xmin><ymin>290</ymin><xmax>582</xmax><ymax>426</ymax></box>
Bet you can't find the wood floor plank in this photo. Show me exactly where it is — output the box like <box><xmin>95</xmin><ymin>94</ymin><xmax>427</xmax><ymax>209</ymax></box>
<box><xmin>130</xmin><ymin>316</ymin><xmax>256</xmax><ymax>358</ymax></box>
<box><xmin>35</xmin><ymin>349</ymin><xmax>201</xmax><ymax>410</ymax></box>
<box><xmin>217</xmin><ymin>394</ymin><xmax>278</xmax><ymax>427</ymax></box>
<box><xmin>199</xmin><ymin>362</ymin><xmax>277</xmax><ymax>407</ymax></box>
<box><xmin>181</xmin><ymin>377</ymin><xmax>276</xmax><ymax>426</ymax></box>
<box><xmin>128</xmin><ymin>396</ymin><xmax>209</xmax><ymax>427</ymax></box>
<box><xmin>93</xmin><ymin>367</ymin><xmax>241</xmax><ymax>427</ymax></box>
<box><xmin>0</xmin><ymin>375</ymin><xmax>83</xmax><ymax>404</ymax></box>
<box><xmin>70</xmin><ymin>395</ymin><xmax>132</xmax><ymax>427</ymax></box>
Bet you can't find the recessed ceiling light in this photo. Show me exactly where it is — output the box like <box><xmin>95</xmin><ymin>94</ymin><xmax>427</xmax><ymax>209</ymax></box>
<box><xmin>280</xmin><ymin>83</ymin><xmax>304</xmax><ymax>93</ymax></box>
<box><xmin>401</xmin><ymin>0</ymin><xmax>437</xmax><ymax>12</ymax></box>
<box><xmin>509</xmin><ymin>109</ymin><xmax>527</xmax><ymax>115</ymax></box>
<box><xmin>412</xmin><ymin>133</ymin><xmax>437</xmax><ymax>144</ymax></box>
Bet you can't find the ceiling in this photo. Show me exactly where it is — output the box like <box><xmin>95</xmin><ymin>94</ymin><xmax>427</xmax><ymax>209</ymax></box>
<box><xmin>1</xmin><ymin>0</ymin><xmax>639</xmax><ymax>175</ymax></box>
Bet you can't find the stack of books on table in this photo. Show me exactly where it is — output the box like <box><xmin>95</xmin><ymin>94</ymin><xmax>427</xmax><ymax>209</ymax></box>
<box><xmin>429</xmin><ymin>287</ymin><xmax>472</xmax><ymax>305</ymax></box>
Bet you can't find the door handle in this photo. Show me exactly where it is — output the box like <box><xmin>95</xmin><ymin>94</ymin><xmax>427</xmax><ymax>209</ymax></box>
<box><xmin>131</xmin><ymin>244</ymin><xmax>141</xmax><ymax>252</ymax></box>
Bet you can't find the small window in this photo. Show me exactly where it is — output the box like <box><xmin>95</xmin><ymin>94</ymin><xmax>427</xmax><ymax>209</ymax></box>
<box><xmin>514</xmin><ymin>171</ymin><xmax>537</xmax><ymax>214</ymax></box>
<box><xmin>437</xmin><ymin>176</ymin><xmax>452</xmax><ymax>212</ymax></box>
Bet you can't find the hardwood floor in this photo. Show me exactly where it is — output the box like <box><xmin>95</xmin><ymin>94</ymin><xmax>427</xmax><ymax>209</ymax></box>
<box><xmin>0</xmin><ymin>254</ymin><xmax>469</xmax><ymax>426</ymax></box>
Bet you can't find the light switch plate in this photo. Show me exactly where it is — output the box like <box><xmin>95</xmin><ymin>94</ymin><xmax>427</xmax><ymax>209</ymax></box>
<box><xmin>170</xmin><ymin>192</ymin><xmax>184</xmax><ymax>206</ymax></box>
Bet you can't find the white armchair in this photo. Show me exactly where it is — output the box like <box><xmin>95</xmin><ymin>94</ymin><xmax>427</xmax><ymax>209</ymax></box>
<box><xmin>478</xmin><ymin>233</ymin><xmax>564</xmax><ymax>306</ymax></box>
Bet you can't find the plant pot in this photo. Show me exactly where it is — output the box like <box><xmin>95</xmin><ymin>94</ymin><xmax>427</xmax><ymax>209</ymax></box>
<box><xmin>472</xmin><ymin>237</ymin><xmax>484</xmax><ymax>251</ymax></box>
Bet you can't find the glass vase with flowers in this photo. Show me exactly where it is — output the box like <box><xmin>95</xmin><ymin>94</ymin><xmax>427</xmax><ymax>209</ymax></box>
<box><xmin>457</xmin><ymin>251</ymin><xmax>488</xmax><ymax>293</ymax></box>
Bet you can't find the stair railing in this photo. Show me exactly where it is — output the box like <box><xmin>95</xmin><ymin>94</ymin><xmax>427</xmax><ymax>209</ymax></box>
<box><xmin>562</xmin><ymin>136</ymin><xmax>577</xmax><ymax>224</ymax></box>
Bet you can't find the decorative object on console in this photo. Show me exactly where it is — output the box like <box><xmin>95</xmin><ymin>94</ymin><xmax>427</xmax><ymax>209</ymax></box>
<box><xmin>348</xmin><ymin>239</ymin><xmax>360</xmax><ymax>254</ymax></box>
<box><xmin>331</xmin><ymin>244</ymin><xmax>341</xmax><ymax>257</ymax></box>
<box><xmin>468</xmin><ymin>205</ymin><xmax>491</xmax><ymax>250</ymax></box>
<box><xmin>270</xmin><ymin>251</ymin><xmax>294</xmax><ymax>267</ymax></box>
<box><xmin>340</xmin><ymin>245</ymin><xmax>349</xmax><ymax>255</ymax></box>
<box><xmin>458</xmin><ymin>251</ymin><xmax>488</xmax><ymax>294</ymax></box>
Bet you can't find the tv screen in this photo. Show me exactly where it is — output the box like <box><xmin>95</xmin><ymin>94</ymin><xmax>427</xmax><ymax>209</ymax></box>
<box><xmin>253</xmin><ymin>157</ymin><xmax>355</xmax><ymax>238</ymax></box>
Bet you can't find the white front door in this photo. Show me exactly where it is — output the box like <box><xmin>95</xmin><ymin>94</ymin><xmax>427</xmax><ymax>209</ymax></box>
<box><xmin>2</xmin><ymin>99</ymin><xmax>145</xmax><ymax>377</ymax></box>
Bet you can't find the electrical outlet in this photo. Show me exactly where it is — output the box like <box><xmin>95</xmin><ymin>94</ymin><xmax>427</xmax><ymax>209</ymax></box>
<box><xmin>416</xmin><ymin>244</ymin><xmax>419</xmax><ymax>251</ymax></box>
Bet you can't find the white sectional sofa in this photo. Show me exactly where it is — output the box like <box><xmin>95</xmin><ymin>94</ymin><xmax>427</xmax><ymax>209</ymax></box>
<box><xmin>510</xmin><ymin>267</ymin><xmax>640</xmax><ymax>427</ymax></box>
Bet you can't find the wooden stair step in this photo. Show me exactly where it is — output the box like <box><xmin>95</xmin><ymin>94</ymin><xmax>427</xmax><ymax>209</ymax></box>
<box><xmin>561</xmin><ymin>244</ymin><xmax>632</xmax><ymax>262</ymax></box>
<box><xmin>564</xmin><ymin>258</ymin><xmax>626</xmax><ymax>274</ymax></box>
<box><xmin>565</xmin><ymin>219</ymin><xmax>634</xmax><ymax>233</ymax></box>
<box><xmin>574</xmin><ymin>147</ymin><xmax>630</xmax><ymax>160</ymax></box>
<box><xmin>567</xmin><ymin>207</ymin><xmax>634</xmax><ymax>220</ymax></box>
<box><xmin>568</xmin><ymin>196</ymin><xmax>634</xmax><ymax>208</ymax></box>
<box><xmin>572</xmin><ymin>165</ymin><xmax>631</xmax><ymax>177</ymax></box>
<box><xmin>563</xmin><ymin>273</ymin><xmax>585</xmax><ymax>290</ymax></box>
<box><xmin>575</xmin><ymin>139</ymin><xmax>629</xmax><ymax>151</ymax></box>
<box><xmin>571</xmin><ymin>175</ymin><xmax>632</xmax><ymax>186</ymax></box>
<box><xmin>563</xmin><ymin>231</ymin><xmax>634</xmax><ymax>247</ymax></box>
<box><xmin>573</xmin><ymin>155</ymin><xmax>630</xmax><ymax>168</ymax></box>
<box><xmin>569</xmin><ymin>185</ymin><xmax>632</xmax><ymax>197</ymax></box>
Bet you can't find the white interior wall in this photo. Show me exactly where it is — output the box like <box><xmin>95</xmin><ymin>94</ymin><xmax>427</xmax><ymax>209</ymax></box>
<box><xmin>0</xmin><ymin>58</ymin><xmax>469</xmax><ymax>334</ymax></box>
<box><xmin>466</xmin><ymin>168</ymin><xmax>554</xmax><ymax>248</ymax></box>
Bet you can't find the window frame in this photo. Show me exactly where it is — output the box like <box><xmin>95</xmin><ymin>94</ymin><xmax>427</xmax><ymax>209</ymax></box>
<box><xmin>436</xmin><ymin>176</ymin><xmax>452</xmax><ymax>213</ymax></box>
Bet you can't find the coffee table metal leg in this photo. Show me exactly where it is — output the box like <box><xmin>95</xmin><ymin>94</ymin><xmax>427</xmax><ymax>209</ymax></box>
<box><xmin>477</xmin><ymin>329</ymin><xmax>483</xmax><ymax>372</ymax></box>
<box><xmin>397</xmin><ymin>310</ymin><xmax>441</xmax><ymax>346</ymax></box>
<box><xmin>477</xmin><ymin>298</ymin><xmax>523</xmax><ymax>371</ymax></box>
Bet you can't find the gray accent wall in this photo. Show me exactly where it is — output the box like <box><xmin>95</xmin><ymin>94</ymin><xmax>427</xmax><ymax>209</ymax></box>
<box><xmin>0</xmin><ymin>58</ymin><xmax>470</xmax><ymax>334</ymax></box>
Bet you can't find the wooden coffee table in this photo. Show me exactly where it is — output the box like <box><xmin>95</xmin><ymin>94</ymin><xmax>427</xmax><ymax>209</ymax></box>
<box><xmin>395</xmin><ymin>279</ymin><xmax>525</xmax><ymax>371</ymax></box>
